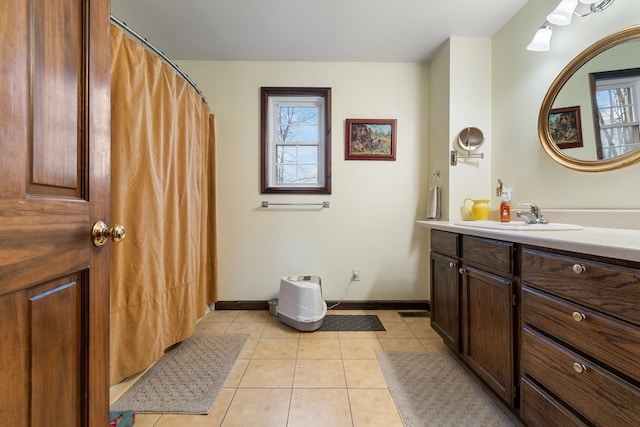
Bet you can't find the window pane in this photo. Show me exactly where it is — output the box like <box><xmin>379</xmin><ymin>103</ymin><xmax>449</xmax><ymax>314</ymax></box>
<box><xmin>597</xmin><ymin>87</ymin><xmax>634</xmax><ymax>125</ymax></box>
<box><xmin>297</xmin><ymin>165</ymin><xmax>318</xmax><ymax>183</ymax></box>
<box><xmin>297</xmin><ymin>125</ymin><xmax>318</xmax><ymax>142</ymax></box>
<box><xmin>275</xmin><ymin>164</ymin><xmax>319</xmax><ymax>185</ymax></box>
<box><xmin>276</xmin><ymin>165</ymin><xmax>298</xmax><ymax>184</ymax></box>
<box><xmin>279</xmin><ymin>126</ymin><xmax>297</xmax><ymax>142</ymax></box>
<box><xmin>298</xmin><ymin>146</ymin><xmax>318</xmax><ymax>164</ymax></box>
<box><xmin>276</xmin><ymin>145</ymin><xmax>297</xmax><ymax>164</ymax></box>
<box><xmin>600</xmin><ymin>126</ymin><xmax>640</xmax><ymax>159</ymax></box>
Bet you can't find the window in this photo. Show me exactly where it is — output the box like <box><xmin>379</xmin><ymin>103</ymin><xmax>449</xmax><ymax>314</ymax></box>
<box><xmin>590</xmin><ymin>69</ymin><xmax>640</xmax><ymax>160</ymax></box>
<box><xmin>261</xmin><ymin>87</ymin><xmax>331</xmax><ymax>194</ymax></box>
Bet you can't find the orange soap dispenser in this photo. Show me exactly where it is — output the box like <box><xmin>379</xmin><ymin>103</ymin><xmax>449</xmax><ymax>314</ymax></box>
<box><xmin>496</xmin><ymin>179</ymin><xmax>511</xmax><ymax>222</ymax></box>
<box><xmin>500</xmin><ymin>193</ymin><xmax>511</xmax><ymax>222</ymax></box>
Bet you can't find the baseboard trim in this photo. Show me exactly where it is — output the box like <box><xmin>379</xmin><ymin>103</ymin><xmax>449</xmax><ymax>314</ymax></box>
<box><xmin>214</xmin><ymin>301</ymin><xmax>269</xmax><ymax>311</ymax></box>
<box><xmin>214</xmin><ymin>300</ymin><xmax>430</xmax><ymax>312</ymax></box>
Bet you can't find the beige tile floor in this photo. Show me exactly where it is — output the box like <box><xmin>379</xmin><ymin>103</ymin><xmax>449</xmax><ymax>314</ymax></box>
<box><xmin>110</xmin><ymin>309</ymin><xmax>447</xmax><ymax>427</ymax></box>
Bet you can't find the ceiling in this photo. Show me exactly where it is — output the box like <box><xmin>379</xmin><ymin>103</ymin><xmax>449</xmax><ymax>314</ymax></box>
<box><xmin>110</xmin><ymin>0</ymin><xmax>528</xmax><ymax>63</ymax></box>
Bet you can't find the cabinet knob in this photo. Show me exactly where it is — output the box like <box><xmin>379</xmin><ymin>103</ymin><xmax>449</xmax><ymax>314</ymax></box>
<box><xmin>572</xmin><ymin>311</ymin><xmax>586</xmax><ymax>322</ymax></box>
<box><xmin>572</xmin><ymin>362</ymin><xmax>586</xmax><ymax>373</ymax></box>
<box><xmin>449</xmin><ymin>262</ymin><xmax>455</xmax><ymax>268</ymax></box>
<box><xmin>572</xmin><ymin>264</ymin><xmax>586</xmax><ymax>274</ymax></box>
<box><xmin>458</xmin><ymin>268</ymin><xmax>466</xmax><ymax>274</ymax></box>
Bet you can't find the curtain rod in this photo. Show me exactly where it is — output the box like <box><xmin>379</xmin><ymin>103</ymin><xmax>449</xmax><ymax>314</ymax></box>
<box><xmin>110</xmin><ymin>15</ymin><xmax>207</xmax><ymax>104</ymax></box>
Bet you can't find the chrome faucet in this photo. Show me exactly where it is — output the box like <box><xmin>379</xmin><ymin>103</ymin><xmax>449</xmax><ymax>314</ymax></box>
<box><xmin>516</xmin><ymin>203</ymin><xmax>549</xmax><ymax>224</ymax></box>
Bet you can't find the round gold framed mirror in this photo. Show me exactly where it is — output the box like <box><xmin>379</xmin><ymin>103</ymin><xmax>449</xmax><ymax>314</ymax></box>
<box><xmin>538</xmin><ymin>24</ymin><xmax>640</xmax><ymax>172</ymax></box>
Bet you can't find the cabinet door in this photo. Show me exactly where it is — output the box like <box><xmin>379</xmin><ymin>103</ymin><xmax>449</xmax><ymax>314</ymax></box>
<box><xmin>461</xmin><ymin>265</ymin><xmax>515</xmax><ymax>405</ymax></box>
<box><xmin>430</xmin><ymin>252</ymin><xmax>460</xmax><ymax>352</ymax></box>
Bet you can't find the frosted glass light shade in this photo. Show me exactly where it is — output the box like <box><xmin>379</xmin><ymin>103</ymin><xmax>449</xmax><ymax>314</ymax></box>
<box><xmin>547</xmin><ymin>0</ymin><xmax>579</xmax><ymax>25</ymax></box>
<box><xmin>527</xmin><ymin>26</ymin><xmax>552</xmax><ymax>51</ymax></box>
<box><xmin>579</xmin><ymin>0</ymin><xmax>601</xmax><ymax>4</ymax></box>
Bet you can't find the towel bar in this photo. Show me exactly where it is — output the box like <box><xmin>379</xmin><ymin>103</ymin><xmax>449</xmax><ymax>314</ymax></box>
<box><xmin>261</xmin><ymin>201</ymin><xmax>330</xmax><ymax>208</ymax></box>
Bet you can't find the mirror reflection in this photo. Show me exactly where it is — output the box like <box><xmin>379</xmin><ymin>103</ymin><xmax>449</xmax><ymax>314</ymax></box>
<box><xmin>539</xmin><ymin>25</ymin><xmax>640</xmax><ymax>171</ymax></box>
<box><xmin>551</xmin><ymin>39</ymin><xmax>640</xmax><ymax>161</ymax></box>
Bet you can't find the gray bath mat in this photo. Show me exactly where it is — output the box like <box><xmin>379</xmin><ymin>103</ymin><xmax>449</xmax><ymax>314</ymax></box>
<box><xmin>110</xmin><ymin>333</ymin><xmax>248</xmax><ymax>414</ymax></box>
<box><xmin>318</xmin><ymin>314</ymin><xmax>385</xmax><ymax>331</ymax></box>
<box><xmin>377</xmin><ymin>350</ymin><xmax>515</xmax><ymax>426</ymax></box>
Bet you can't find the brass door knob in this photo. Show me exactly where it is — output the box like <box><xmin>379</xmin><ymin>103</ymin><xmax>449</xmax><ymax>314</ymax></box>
<box><xmin>92</xmin><ymin>221</ymin><xmax>126</xmax><ymax>247</ymax></box>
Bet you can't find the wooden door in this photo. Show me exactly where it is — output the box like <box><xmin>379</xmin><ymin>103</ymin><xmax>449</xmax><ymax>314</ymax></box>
<box><xmin>0</xmin><ymin>0</ymin><xmax>111</xmax><ymax>425</ymax></box>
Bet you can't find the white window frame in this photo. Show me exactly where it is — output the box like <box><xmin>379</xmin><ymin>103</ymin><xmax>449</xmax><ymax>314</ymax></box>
<box><xmin>261</xmin><ymin>87</ymin><xmax>331</xmax><ymax>194</ymax></box>
<box><xmin>590</xmin><ymin>69</ymin><xmax>640</xmax><ymax>160</ymax></box>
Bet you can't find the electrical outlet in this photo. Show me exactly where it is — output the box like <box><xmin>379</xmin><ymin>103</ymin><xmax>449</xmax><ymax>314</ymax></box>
<box><xmin>352</xmin><ymin>269</ymin><xmax>361</xmax><ymax>281</ymax></box>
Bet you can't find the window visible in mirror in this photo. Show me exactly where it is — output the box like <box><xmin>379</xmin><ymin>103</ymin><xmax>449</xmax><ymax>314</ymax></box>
<box><xmin>590</xmin><ymin>68</ymin><xmax>640</xmax><ymax>160</ymax></box>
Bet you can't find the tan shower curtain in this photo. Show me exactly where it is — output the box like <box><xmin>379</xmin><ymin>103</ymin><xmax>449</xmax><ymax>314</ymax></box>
<box><xmin>109</xmin><ymin>25</ymin><xmax>217</xmax><ymax>384</ymax></box>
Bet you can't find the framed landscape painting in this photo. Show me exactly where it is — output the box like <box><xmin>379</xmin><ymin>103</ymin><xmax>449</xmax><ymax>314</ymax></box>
<box><xmin>345</xmin><ymin>119</ymin><xmax>397</xmax><ymax>160</ymax></box>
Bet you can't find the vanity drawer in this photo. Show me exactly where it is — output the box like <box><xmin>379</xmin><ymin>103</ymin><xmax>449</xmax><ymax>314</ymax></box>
<box><xmin>522</xmin><ymin>326</ymin><xmax>640</xmax><ymax>427</ymax></box>
<box><xmin>520</xmin><ymin>376</ymin><xmax>587</xmax><ymax>427</ymax></box>
<box><xmin>461</xmin><ymin>235</ymin><xmax>513</xmax><ymax>275</ymax></box>
<box><xmin>521</xmin><ymin>247</ymin><xmax>640</xmax><ymax>324</ymax></box>
<box><xmin>431</xmin><ymin>229</ymin><xmax>458</xmax><ymax>257</ymax></box>
<box><xmin>522</xmin><ymin>286</ymin><xmax>640</xmax><ymax>383</ymax></box>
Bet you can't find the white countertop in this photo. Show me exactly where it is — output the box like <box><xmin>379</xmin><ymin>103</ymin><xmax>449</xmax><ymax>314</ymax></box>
<box><xmin>416</xmin><ymin>220</ymin><xmax>640</xmax><ymax>263</ymax></box>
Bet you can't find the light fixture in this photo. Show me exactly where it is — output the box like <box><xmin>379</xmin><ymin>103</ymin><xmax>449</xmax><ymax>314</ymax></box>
<box><xmin>584</xmin><ymin>0</ymin><xmax>615</xmax><ymax>13</ymax></box>
<box><xmin>527</xmin><ymin>0</ymin><xmax>616</xmax><ymax>51</ymax></box>
<box><xmin>547</xmin><ymin>0</ymin><xmax>579</xmax><ymax>26</ymax></box>
<box><xmin>527</xmin><ymin>24</ymin><xmax>552</xmax><ymax>51</ymax></box>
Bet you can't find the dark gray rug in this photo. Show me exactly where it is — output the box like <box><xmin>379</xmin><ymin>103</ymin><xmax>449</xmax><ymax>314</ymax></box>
<box><xmin>377</xmin><ymin>350</ymin><xmax>515</xmax><ymax>427</ymax></box>
<box><xmin>110</xmin><ymin>334</ymin><xmax>248</xmax><ymax>414</ymax></box>
<box><xmin>318</xmin><ymin>314</ymin><xmax>385</xmax><ymax>331</ymax></box>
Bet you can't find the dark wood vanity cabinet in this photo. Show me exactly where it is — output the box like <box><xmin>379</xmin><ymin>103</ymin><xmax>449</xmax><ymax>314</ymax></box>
<box><xmin>430</xmin><ymin>230</ymin><xmax>460</xmax><ymax>352</ymax></box>
<box><xmin>460</xmin><ymin>236</ymin><xmax>516</xmax><ymax>406</ymax></box>
<box><xmin>430</xmin><ymin>230</ymin><xmax>517</xmax><ymax>407</ymax></box>
<box><xmin>520</xmin><ymin>247</ymin><xmax>640</xmax><ymax>427</ymax></box>
<box><xmin>429</xmin><ymin>226</ymin><xmax>640</xmax><ymax>425</ymax></box>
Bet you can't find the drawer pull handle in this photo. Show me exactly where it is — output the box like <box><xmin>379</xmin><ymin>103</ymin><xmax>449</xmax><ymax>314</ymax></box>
<box><xmin>572</xmin><ymin>311</ymin><xmax>586</xmax><ymax>322</ymax></box>
<box><xmin>572</xmin><ymin>362</ymin><xmax>586</xmax><ymax>373</ymax></box>
<box><xmin>572</xmin><ymin>264</ymin><xmax>586</xmax><ymax>274</ymax></box>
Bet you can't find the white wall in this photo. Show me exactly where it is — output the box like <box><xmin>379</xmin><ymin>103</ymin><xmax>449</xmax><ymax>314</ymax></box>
<box><xmin>177</xmin><ymin>61</ymin><xmax>430</xmax><ymax>301</ymax></box>
<box><xmin>427</xmin><ymin>40</ymin><xmax>451</xmax><ymax>220</ymax></box>
<box><xmin>448</xmin><ymin>38</ymin><xmax>493</xmax><ymax>220</ymax></box>
<box><xmin>177</xmin><ymin>1</ymin><xmax>640</xmax><ymax>302</ymax></box>
<box><xmin>492</xmin><ymin>0</ymin><xmax>640</xmax><ymax>209</ymax></box>
<box><xmin>428</xmin><ymin>38</ymin><xmax>493</xmax><ymax>221</ymax></box>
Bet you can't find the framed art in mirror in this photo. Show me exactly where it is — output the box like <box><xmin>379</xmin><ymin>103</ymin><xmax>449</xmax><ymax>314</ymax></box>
<box><xmin>549</xmin><ymin>106</ymin><xmax>583</xmax><ymax>149</ymax></box>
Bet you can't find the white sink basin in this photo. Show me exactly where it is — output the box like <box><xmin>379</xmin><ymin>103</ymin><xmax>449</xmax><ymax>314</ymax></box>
<box><xmin>454</xmin><ymin>220</ymin><xmax>583</xmax><ymax>231</ymax></box>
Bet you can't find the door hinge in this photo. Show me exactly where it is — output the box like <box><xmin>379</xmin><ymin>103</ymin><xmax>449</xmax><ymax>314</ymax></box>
<box><xmin>512</xmin><ymin>294</ymin><xmax>518</xmax><ymax>306</ymax></box>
